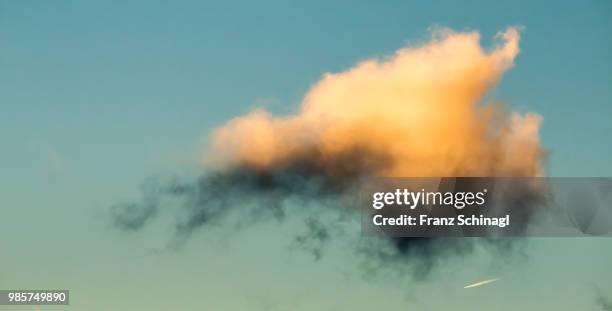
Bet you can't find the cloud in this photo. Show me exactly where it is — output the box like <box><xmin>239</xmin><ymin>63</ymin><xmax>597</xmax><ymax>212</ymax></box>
<box><xmin>597</xmin><ymin>293</ymin><xmax>612</xmax><ymax>311</ymax></box>
<box><xmin>111</xmin><ymin>27</ymin><xmax>545</xmax><ymax>276</ymax></box>
<box><xmin>208</xmin><ymin>26</ymin><xmax>543</xmax><ymax>178</ymax></box>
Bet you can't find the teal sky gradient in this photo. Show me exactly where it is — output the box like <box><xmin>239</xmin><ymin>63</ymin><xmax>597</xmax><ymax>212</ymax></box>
<box><xmin>0</xmin><ymin>1</ymin><xmax>611</xmax><ymax>310</ymax></box>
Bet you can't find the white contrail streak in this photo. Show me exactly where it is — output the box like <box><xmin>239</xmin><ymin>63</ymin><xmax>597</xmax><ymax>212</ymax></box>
<box><xmin>463</xmin><ymin>278</ymin><xmax>500</xmax><ymax>289</ymax></box>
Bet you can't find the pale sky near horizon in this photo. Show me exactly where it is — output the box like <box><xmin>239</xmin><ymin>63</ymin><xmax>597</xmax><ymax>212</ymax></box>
<box><xmin>0</xmin><ymin>1</ymin><xmax>611</xmax><ymax>310</ymax></box>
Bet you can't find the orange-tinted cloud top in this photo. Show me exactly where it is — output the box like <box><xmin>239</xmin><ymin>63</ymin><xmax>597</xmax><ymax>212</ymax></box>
<box><xmin>208</xmin><ymin>27</ymin><xmax>544</xmax><ymax>178</ymax></box>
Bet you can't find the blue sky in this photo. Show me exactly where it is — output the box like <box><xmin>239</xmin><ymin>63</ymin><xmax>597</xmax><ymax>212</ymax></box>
<box><xmin>0</xmin><ymin>1</ymin><xmax>610</xmax><ymax>310</ymax></box>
